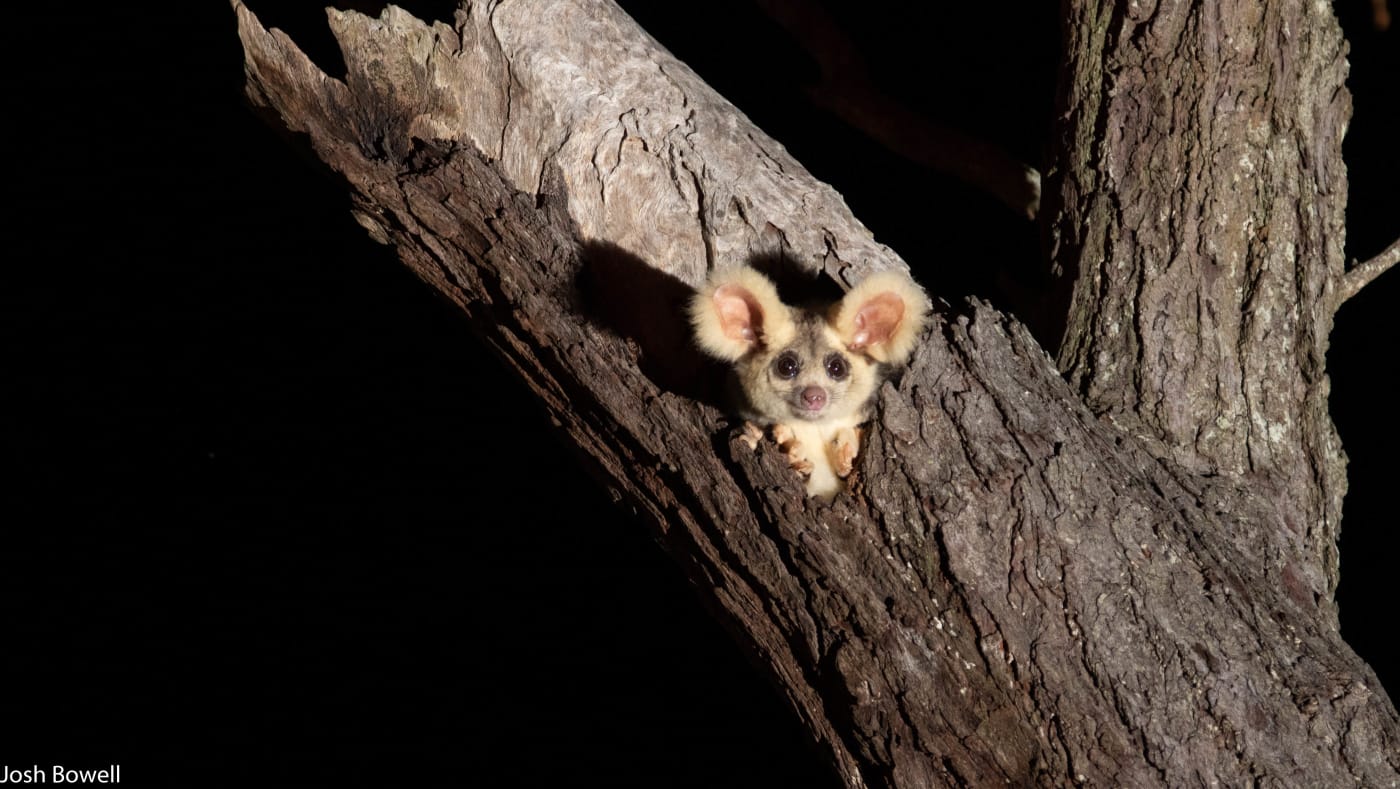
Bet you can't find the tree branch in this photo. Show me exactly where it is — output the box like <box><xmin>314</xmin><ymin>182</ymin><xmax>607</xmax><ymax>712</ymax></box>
<box><xmin>233</xmin><ymin>2</ymin><xmax>1399</xmax><ymax>785</ymax></box>
<box><xmin>1338</xmin><ymin>237</ymin><xmax>1400</xmax><ymax>305</ymax></box>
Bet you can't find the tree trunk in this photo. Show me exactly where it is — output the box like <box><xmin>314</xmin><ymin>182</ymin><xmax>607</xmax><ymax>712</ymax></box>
<box><xmin>233</xmin><ymin>2</ymin><xmax>1397</xmax><ymax>786</ymax></box>
<box><xmin>1047</xmin><ymin>0</ymin><xmax>1352</xmax><ymax>627</ymax></box>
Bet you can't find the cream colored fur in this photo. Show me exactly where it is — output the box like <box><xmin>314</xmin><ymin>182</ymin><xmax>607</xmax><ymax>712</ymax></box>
<box><xmin>830</xmin><ymin>270</ymin><xmax>931</xmax><ymax>365</ymax></box>
<box><xmin>692</xmin><ymin>266</ymin><xmax>927</xmax><ymax>499</ymax></box>
<box><xmin>689</xmin><ymin>266</ymin><xmax>797</xmax><ymax>361</ymax></box>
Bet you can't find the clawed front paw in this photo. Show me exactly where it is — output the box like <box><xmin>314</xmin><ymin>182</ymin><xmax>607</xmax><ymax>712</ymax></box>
<box><xmin>831</xmin><ymin>426</ymin><xmax>862</xmax><ymax>478</ymax></box>
<box><xmin>772</xmin><ymin>423</ymin><xmax>795</xmax><ymax>447</ymax></box>
<box><xmin>740</xmin><ymin>421</ymin><xmax>765</xmax><ymax>450</ymax></box>
<box><xmin>772</xmin><ymin>424</ymin><xmax>814</xmax><ymax>476</ymax></box>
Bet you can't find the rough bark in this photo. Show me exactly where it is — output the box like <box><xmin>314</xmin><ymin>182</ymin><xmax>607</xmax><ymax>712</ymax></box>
<box><xmin>234</xmin><ymin>2</ymin><xmax>1398</xmax><ymax>786</ymax></box>
<box><xmin>1047</xmin><ymin>0</ymin><xmax>1352</xmax><ymax>628</ymax></box>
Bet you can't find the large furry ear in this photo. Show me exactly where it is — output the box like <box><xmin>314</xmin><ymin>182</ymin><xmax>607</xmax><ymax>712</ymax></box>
<box><xmin>832</xmin><ymin>270</ymin><xmax>929</xmax><ymax>365</ymax></box>
<box><xmin>690</xmin><ymin>266</ymin><xmax>797</xmax><ymax>361</ymax></box>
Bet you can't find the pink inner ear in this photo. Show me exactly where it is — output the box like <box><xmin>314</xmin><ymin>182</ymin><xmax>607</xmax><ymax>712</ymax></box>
<box><xmin>714</xmin><ymin>284</ymin><xmax>761</xmax><ymax>342</ymax></box>
<box><xmin>851</xmin><ymin>292</ymin><xmax>905</xmax><ymax>350</ymax></box>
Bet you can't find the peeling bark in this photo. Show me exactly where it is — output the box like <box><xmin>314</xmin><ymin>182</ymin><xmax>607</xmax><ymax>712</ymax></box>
<box><xmin>235</xmin><ymin>2</ymin><xmax>1397</xmax><ymax>786</ymax></box>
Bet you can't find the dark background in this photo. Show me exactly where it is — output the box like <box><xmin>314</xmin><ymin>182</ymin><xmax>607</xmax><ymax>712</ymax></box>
<box><xmin>6</xmin><ymin>2</ymin><xmax>1394</xmax><ymax>785</ymax></box>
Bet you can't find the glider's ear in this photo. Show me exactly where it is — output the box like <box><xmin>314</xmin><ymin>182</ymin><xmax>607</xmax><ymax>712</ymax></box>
<box><xmin>832</xmin><ymin>270</ymin><xmax>929</xmax><ymax>365</ymax></box>
<box><xmin>690</xmin><ymin>267</ymin><xmax>797</xmax><ymax>361</ymax></box>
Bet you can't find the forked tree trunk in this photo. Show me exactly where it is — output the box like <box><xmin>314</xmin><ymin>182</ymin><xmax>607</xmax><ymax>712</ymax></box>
<box><xmin>234</xmin><ymin>1</ymin><xmax>1397</xmax><ymax>785</ymax></box>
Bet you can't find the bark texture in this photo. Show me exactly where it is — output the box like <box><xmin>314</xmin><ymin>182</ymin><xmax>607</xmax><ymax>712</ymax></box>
<box><xmin>1047</xmin><ymin>0</ymin><xmax>1351</xmax><ymax>622</ymax></box>
<box><xmin>234</xmin><ymin>2</ymin><xmax>1397</xmax><ymax>786</ymax></box>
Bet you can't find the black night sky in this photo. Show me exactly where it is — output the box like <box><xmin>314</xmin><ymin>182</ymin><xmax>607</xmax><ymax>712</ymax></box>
<box><xmin>6</xmin><ymin>2</ymin><xmax>1395</xmax><ymax>785</ymax></box>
